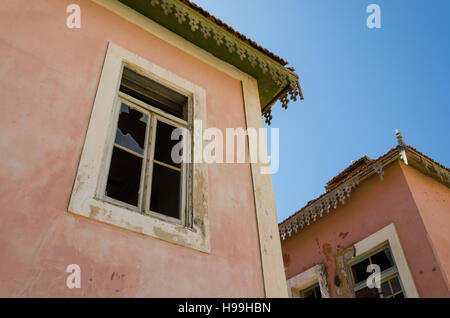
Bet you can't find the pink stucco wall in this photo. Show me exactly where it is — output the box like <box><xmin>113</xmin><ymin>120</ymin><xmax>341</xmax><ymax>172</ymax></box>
<box><xmin>282</xmin><ymin>160</ymin><xmax>450</xmax><ymax>297</ymax></box>
<box><xmin>401</xmin><ymin>163</ymin><xmax>450</xmax><ymax>291</ymax></box>
<box><xmin>0</xmin><ymin>0</ymin><xmax>264</xmax><ymax>297</ymax></box>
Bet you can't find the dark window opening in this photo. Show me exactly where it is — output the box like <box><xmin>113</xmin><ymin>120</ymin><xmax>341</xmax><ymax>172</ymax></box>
<box><xmin>390</xmin><ymin>276</ymin><xmax>402</xmax><ymax>293</ymax></box>
<box><xmin>351</xmin><ymin>245</ymin><xmax>404</xmax><ymax>299</ymax></box>
<box><xmin>355</xmin><ymin>287</ymin><xmax>380</xmax><ymax>298</ymax></box>
<box><xmin>380</xmin><ymin>275</ymin><xmax>404</xmax><ymax>298</ymax></box>
<box><xmin>149</xmin><ymin>120</ymin><xmax>183</xmax><ymax>219</ymax></box>
<box><xmin>301</xmin><ymin>283</ymin><xmax>322</xmax><ymax>299</ymax></box>
<box><xmin>106</xmin><ymin>147</ymin><xmax>143</xmax><ymax>207</ymax></box>
<box><xmin>114</xmin><ymin>103</ymin><xmax>148</xmax><ymax>154</ymax></box>
<box><xmin>351</xmin><ymin>258</ymin><xmax>371</xmax><ymax>284</ymax></box>
<box><xmin>371</xmin><ymin>248</ymin><xmax>395</xmax><ymax>272</ymax></box>
<box><xmin>104</xmin><ymin>66</ymin><xmax>189</xmax><ymax>223</ymax></box>
<box><xmin>154</xmin><ymin>120</ymin><xmax>183</xmax><ymax>168</ymax></box>
<box><xmin>351</xmin><ymin>247</ymin><xmax>396</xmax><ymax>284</ymax></box>
<box><xmin>105</xmin><ymin>104</ymin><xmax>148</xmax><ymax>206</ymax></box>
<box><xmin>120</xmin><ymin>67</ymin><xmax>188</xmax><ymax>119</ymax></box>
<box><xmin>150</xmin><ymin>163</ymin><xmax>181</xmax><ymax>219</ymax></box>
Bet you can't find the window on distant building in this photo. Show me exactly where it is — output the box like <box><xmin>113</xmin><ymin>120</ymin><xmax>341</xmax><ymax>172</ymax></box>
<box><xmin>286</xmin><ymin>263</ymin><xmax>330</xmax><ymax>298</ymax></box>
<box><xmin>299</xmin><ymin>282</ymin><xmax>322</xmax><ymax>299</ymax></box>
<box><xmin>101</xmin><ymin>67</ymin><xmax>190</xmax><ymax>225</ymax></box>
<box><xmin>348</xmin><ymin>243</ymin><xmax>405</xmax><ymax>298</ymax></box>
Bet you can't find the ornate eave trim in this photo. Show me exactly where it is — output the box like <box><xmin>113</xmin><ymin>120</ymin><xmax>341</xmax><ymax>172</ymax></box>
<box><xmin>279</xmin><ymin>149</ymin><xmax>401</xmax><ymax>240</ymax></box>
<box><xmin>279</xmin><ymin>145</ymin><xmax>450</xmax><ymax>240</ymax></box>
<box><xmin>145</xmin><ymin>0</ymin><xmax>303</xmax><ymax>124</ymax></box>
<box><xmin>406</xmin><ymin>147</ymin><xmax>450</xmax><ymax>185</ymax></box>
<box><xmin>279</xmin><ymin>178</ymin><xmax>360</xmax><ymax>240</ymax></box>
<box><xmin>262</xmin><ymin>81</ymin><xmax>304</xmax><ymax>125</ymax></box>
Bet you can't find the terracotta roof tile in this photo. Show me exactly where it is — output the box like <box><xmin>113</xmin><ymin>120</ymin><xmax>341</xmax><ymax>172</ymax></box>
<box><xmin>325</xmin><ymin>156</ymin><xmax>373</xmax><ymax>191</ymax></box>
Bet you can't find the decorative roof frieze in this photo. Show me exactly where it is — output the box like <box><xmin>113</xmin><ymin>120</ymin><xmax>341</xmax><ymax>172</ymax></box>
<box><xmin>372</xmin><ymin>161</ymin><xmax>384</xmax><ymax>181</ymax></box>
<box><xmin>434</xmin><ymin>163</ymin><xmax>450</xmax><ymax>182</ymax></box>
<box><xmin>279</xmin><ymin>133</ymin><xmax>450</xmax><ymax>241</ymax></box>
<box><xmin>279</xmin><ymin>179</ymin><xmax>359</xmax><ymax>240</ymax></box>
<box><xmin>149</xmin><ymin>0</ymin><xmax>302</xmax><ymax>125</ymax></box>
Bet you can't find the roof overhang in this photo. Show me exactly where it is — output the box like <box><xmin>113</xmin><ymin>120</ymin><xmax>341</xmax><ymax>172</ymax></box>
<box><xmin>279</xmin><ymin>145</ymin><xmax>450</xmax><ymax>240</ymax></box>
<box><xmin>119</xmin><ymin>0</ymin><xmax>303</xmax><ymax>124</ymax></box>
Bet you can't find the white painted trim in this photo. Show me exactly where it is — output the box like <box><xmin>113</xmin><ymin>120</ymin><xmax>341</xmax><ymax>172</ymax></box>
<box><xmin>68</xmin><ymin>42</ymin><xmax>210</xmax><ymax>253</ymax></box>
<box><xmin>287</xmin><ymin>264</ymin><xmax>330</xmax><ymax>298</ymax></box>
<box><xmin>353</xmin><ymin>223</ymin><xmax>419</xmax><ymax>298</ymax></box>
<box><xmin>241</xmin><ymin>76</ymin><xmax>288</xmax><ymax>297</ymax></box>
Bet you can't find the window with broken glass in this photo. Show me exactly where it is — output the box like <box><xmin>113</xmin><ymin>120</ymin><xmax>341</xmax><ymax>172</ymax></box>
<box><xmin>348</xmin><ymin>243</ymin><xmax>405</xmax><ymax>298</ymax></box>
<box><xmin>98</xmin><ymin>67</ymin><xmax>191</xmax><ymax>226</ymax></box>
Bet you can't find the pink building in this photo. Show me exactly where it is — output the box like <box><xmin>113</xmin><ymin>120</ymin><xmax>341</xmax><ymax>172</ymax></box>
<box><xmin>280</xmin><ymin>132</ymin><xmax>450</xmax><ymax>298</ymax></box>
<box><xmin>0</xmin><ymin>0</ymin><xmax>302</xmax><ymax>297</ymax></box>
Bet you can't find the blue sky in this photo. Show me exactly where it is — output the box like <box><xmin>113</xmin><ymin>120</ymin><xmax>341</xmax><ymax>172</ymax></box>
<box><xmin>194</xmin><ymin>0</ymin><xmax>450</xmax><ymax>222</ymax></box>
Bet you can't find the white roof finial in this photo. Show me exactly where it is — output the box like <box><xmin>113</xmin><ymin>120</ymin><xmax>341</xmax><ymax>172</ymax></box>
<box><xmin>395</xmin><ymin>129</ymin><xmax>405</xmax><ymax>147</ymax></box>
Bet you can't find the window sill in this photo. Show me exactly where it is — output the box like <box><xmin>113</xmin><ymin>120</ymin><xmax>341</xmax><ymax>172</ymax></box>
<box><xmin>69</xmin><ymin>196</ymin><xmax>209</xmax><ymax>253</ymax></box>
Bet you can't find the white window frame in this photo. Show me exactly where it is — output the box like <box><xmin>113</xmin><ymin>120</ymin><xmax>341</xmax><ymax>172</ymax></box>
<box><xmin>68</xmin><ymin>42</ymin><xmax>210</xmax><ymax>253</ymax></box>
<box><xmin>348</xmin><ymin>242</ymin><xmax>404</xmax><ymax>298</ymax></box>
<box><xmin>287</xmin><ymin>263</ymin><xmax>330</xmax><ymax>298</ymax></box>
<box><xmin>98</xmin><ymin>92</ymin><xmax>189</xmax><ymax>226</ymax></box>
<box><xmin>348</xmin><ymin>223</ymin><xmax>419</xmax><ymax>298</ymax></box>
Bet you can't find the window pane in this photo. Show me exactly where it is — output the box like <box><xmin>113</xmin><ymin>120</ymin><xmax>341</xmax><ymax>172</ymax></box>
<box><xmin>394</xmin><ymin>292</ymin><xmax>404</xmax><ymax>298</ymax></box>
<box><xmin>114</xmin><ymin>103</ymin><xmax>148</xmax><ymax>155</ymax></box>
<box><xmin>150</xmin><ymin>163</ymin><xmax>181</xmax><ymax>219</ymax></box>
<box><xmin>314</xmin><ymin>285</ymin><xmax>322</xmax><ymax>299</ymax></box>
<box><xmin>120</xmin><ymin>68</ymin><xmax>187</xmax><ymax>119</ymax></box>
<box><xmin>300</xmin><ymin>283</ymin><xmax>321</xmax><ymax>299</ymax></box>
<box><xmin>154</xmin><ymin>120</ymin><xmax>183</xmax><ymax>168</ymax></box>
<box><xmin>391</xmin><ymin>276</ymin><xmax>402</xmax><ymax>293</ymax></box>
<box><xmin>355</xmin><ymin>287</ymin><xmax>380</xmax><ymax>298</ymax></box>
<box><xmin>381</xmin><ymin>281</ymin><xmax>392</xmax><ymax>297</ymax></box>
<box><xmin>302</xmin><ymin>289</ymin><xmax>315</xmax><ymax>298</ymax></box>
<box><xmin>106</xmin><ymin>146</ymin><xmax>143</xmax><ymax>206</ymax></box>
<box><xmin>371</xmin><ymin>248</ymin><xmax>395</xmax><ymax>272</ymax></box>
<box><xmin>351</xmin><ymin>258</ymin><xmax>371</xmax><ymax>283</ymax></box>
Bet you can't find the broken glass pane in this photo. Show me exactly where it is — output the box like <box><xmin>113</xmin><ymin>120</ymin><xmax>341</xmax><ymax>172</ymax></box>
<box><xmin>352</xmin><ymin>258</ymin><xmax>371</xmax><ymax>283</ymax></box>
<box><xmin>106</xmin><ymin>146</ymin><xmax>143</xmax><ymax>206</ymax></box>
<box><xmin>371</xmin><ymin>248</ymin><xmax>395</xmax><ymax>272</ymax></box>
<box><xmin>114</xmin><ymin>103</ymin><xmax>148</xmax><ymax>155</ymax></box>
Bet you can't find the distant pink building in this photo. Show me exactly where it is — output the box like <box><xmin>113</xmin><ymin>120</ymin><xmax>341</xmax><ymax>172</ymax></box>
<box><xmin>0</xmin><ymin>0</ymin><xmax>302</xmax><ymax>297</ymax></box>
<box><xmin>280</xmin><ymin>132</ymin><xmax>450</xmax><ymax>298</ymax></box>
